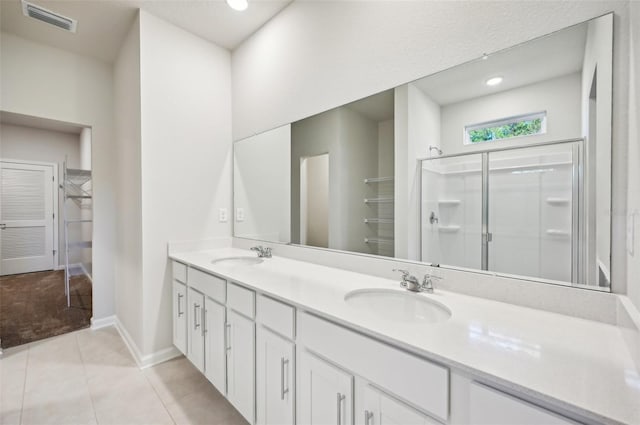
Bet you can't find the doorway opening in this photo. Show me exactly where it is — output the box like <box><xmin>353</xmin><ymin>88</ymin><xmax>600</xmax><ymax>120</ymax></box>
<box><xmin>300</xmin><ymin>153</ymin><xmax>329</xmax><ymax>248</ymax></box>
<box><xmin>0</xmin><ymin>111</ymin><xmax>93</xmax><ymax>349</ymax></box>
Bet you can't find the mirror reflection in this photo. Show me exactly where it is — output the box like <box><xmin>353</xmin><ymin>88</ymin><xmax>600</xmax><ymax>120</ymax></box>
<box><xmin>233</xmin><ymin>13</ymin><xmax>613</xmax><ymax>291</ymax></box>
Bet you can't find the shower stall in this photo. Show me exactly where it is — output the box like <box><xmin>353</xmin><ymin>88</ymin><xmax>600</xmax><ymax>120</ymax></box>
<box><xmin>420</xmin><ymin>139</ymin><xmax>587</xmax><ymax>285</ymax></box>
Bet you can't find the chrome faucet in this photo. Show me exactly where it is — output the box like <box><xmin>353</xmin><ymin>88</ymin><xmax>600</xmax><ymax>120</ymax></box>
<box><xmin>250</xmin><ymin>246</ymin><xmax>272</xmax><ymax>258</ymax></box>
<box><xmin>393</xmin><ymin>269</ymin><xmax>441</xmax><ymax>293</ymax></box>
<box><xmin>393</xmin><ymin>269</ymin><xmax>421</xmax><ymax>292</ymax></box>
<box><xmin>421</xmin><ymin>273</ymin><xmax>442</xmax><ymax>293</ymax></box>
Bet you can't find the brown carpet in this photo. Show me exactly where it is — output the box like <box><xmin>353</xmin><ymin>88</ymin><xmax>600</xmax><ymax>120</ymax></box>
<box><xmin>0</xmin><ymin>270</ymin><xmax>92</xmax><ymax>349</ymax></box>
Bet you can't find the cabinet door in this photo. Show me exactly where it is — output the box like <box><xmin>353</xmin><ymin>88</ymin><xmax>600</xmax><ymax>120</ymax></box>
<box><xmin>469</xmin><ymin>382</ymin><xmax>577</xmax><ymax>425</ymax></box>
<box><xmin>187</xmin><ymin>287</ymin><xmax>205</xmax><ymax>372</ymax></box>
<box><xmin>204</xmin><ymin>297</ymin><xmax>226</xmax><ymax>394</ymax></box>
<box><xmin>298</xmin><ymin>350</ymin><xmax>353</xmax><ymax>425</ymax></box>
<box><xmin>360</xmin><ymin>385</ymin><xmax>438</xmax><ymax>425</ymax></box>
<box><xmin>227</xmin><ymin>309</ymin><xmax>256</xmax><ymax>424</ymax></box>
<box><xmin>173</xmin><ymin>280</ymin><xmax>187</xmax><ymax>354</ymax></box>
<box><xmin>256</xmin><ymin>327</ymin><xmax>294</xmax><ymax>425</ymax></box>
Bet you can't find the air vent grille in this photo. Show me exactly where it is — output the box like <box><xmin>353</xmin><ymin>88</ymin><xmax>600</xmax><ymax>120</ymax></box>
<box><xmin>21</xmin><ymin>0</ymin><xmax>77</xmax><ymax>33</ymax></box>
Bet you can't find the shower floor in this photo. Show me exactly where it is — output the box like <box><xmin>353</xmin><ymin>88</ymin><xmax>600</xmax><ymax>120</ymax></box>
<box><xmin>0</xmin><ymin>270</ymin><xmax>92</xmax><ymax>349</ymax></box>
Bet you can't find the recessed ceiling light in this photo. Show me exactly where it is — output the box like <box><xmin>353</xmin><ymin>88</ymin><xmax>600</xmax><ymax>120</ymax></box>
<box><xmin>227</xmin><ymin>0</ymin><xmax>248</xmax><ymax>11</ymax></box>
<box><xmin>485</xmin><ymin>76</ymin><xmax>503</xmax><ymax>87</ymax></box>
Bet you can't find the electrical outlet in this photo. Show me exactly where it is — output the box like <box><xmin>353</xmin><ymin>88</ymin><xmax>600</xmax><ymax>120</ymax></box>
<box><xmin>218</xmin><ymin>208</ymin><xmax>228</xmax><ymax>223</ymax></box>
<box><xmin>236</xmin><ymin>207</ymin><xmax>245</xmax><ymax>222</ymax></box>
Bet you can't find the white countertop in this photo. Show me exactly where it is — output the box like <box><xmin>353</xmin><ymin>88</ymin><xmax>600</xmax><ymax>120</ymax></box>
<box><xmin>170</xmin><ymin>248</ymin><xmax>640</xmax><ymax>425</ymax></box>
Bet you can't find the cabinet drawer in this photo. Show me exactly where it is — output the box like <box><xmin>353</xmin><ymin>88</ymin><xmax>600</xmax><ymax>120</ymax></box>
<box><xmin>469</xmin><ymin>382</ymin><xmax>577</xmax><ymax>425</ymax></box>
<box><xmin>227</xmin><ymin>282</ymin><xmax>255</xmax><ymax>319</ymax></box>
<box><xmin>257</xmin><ymin>295</ymin><xmax>295</xmax><ymax>339</ymax></box>
<box><xmin>298</xmin><ymin>312</ymin><xmax>449</xmax><ymax>422</ymax></box>
<box><xmin>188</xmin><ymin>268</ymin><xmax>226</xmax><ymax>303</ymax></box>
<box><xmin>172</xmin><ymin>261</ymin><xmax>187</xmax><ymax>283</ymax></box>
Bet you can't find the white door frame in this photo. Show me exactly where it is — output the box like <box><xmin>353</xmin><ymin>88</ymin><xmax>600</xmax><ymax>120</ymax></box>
<box><xmin>1</xmin><ymin>158</ymin><xmax>59</xmax><ymax>270</ymax></box>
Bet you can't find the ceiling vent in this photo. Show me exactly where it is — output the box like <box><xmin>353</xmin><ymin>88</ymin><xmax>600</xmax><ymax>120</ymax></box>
<box><xmin>21</xmin><ymin>0</ymin><xmax>77</xmax><ymax>33</ymax></box>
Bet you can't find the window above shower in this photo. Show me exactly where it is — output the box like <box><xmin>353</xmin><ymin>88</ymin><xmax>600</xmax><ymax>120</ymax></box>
<box><xmin>464</xmin><ymin>111</ymin><xmax>547</xmax><ymax>145</ymax></box>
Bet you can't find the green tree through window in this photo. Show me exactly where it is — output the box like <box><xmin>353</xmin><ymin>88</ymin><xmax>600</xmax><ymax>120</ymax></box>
<box><xmin>465</xmin><ymin>112</ymin><xmax>546</xmax><ymax>144</ymax></box>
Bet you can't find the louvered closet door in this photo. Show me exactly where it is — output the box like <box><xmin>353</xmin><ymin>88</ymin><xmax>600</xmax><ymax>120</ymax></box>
<box><xmin>1</xmin><ymin>161</ymin><xmax>54</xmax><ymax>275</ymax></box>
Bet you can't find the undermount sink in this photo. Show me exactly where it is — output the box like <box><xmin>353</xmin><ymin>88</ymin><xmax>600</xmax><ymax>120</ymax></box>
<box><xmin>344</xmin><ymin>289</ymin><xmax>451</xmax><ymax>324</ymax></box>
<box><xmin>211</xmin><ymin>256</ymin><xmax>264</xmax><ymax>266</ymax></box>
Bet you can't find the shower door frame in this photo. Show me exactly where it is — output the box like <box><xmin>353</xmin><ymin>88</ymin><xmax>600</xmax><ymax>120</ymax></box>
<box><xmin>418</xmin><ymin>137</ymin><xmax>584</xmax><ymax>285</ymax></box>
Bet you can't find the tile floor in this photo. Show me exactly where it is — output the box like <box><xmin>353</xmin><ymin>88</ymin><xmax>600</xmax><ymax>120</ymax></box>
<box><xmin>0</xmin><ymin>326</ymin><xmax>248</xmax><ymax>425</ymax></box>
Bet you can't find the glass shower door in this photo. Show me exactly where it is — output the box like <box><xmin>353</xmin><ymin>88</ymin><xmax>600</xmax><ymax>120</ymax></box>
<box><xmin>421</xmin><ymin>154</ymin><xmax>483</xmax><ymax>270</ymax></box>
<box><xmin>487</xmin><ymin>142</ymin><xmax>578</xmax><ymax>282</ymax></box>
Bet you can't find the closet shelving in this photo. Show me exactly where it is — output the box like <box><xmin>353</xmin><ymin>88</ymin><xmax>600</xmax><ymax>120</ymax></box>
<box><xmin>364</xmin><ymin>176</ymin><xmax>395</xmax><ymax>254</ymax></box>
<box><xmin>60</xmin><ymin>161</ymin><xmax>93</xmax><ymax>308</ymax></box>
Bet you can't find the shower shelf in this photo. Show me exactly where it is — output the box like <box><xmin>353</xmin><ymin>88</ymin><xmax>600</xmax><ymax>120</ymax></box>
<box><xmin>546</xmin><ymin>197</ymin><xmax>570</xmax><ymax>205</ymax></box>
<box><xmin>364</xmin><ymin>237</ymin><xmax>394</xmax><ymax>244</ymax></box>
<box><xmin>438</xmin><ymin>200</ymin><xmax>461</xmax><ymax>206</ymax></box>
<box><xmin>364</xmin><ymin>176</ymin><xmax>394</xmax><ymax>184</ymax></box>
<box><xmin>364</xmin><ymin>218</ymin><xmax>394</xmax><ymax>224</ymax></box>
<box><xmin>364</xmin><ymin>197</ymin><xmax>394</xmax><ymax>204</ymax></box>
<box><xmin>438</xmin><ymin>225</ymin><xmax>461</xmax><ymax>233</ymax></box>
<box><xmin>546</xmin><ymin>229</ymin><xmax>570</xmax><ymax>237</ymax></box>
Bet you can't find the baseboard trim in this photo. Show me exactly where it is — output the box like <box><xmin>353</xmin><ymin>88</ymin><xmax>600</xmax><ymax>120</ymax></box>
<box><xmin>90</xmin><ymin>315</ymin><xmax>116</xmax><ymax>330</ymax></box>
<box><xmin>114</xmin><ymin>318</ymin><xmax>181</xmax><ymax>369</ymax></box>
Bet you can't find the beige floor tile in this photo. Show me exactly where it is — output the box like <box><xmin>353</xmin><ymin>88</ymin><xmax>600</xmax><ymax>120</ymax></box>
<box><xmin>88</xmin><ymin>367</ymin><xmax>173</xmax><ymax>425</ymax></box>
<box><xmin>21</xmin><ymin>375</ymin><xmax>96</xmax><ymax>425</ymax></box>
<box><xmin>144</xmin><ymin>357</ymin><xmax>211</xmax><ymax>405</ymax></box>
<box><xmin>1</xmin><ymin>345</ymin><xmax>28</xmax><ymax>425</ymax></box>
<box><xmin>164</xmin><ymin>390</ymin><xmax>248</xmax><ymax>425</ymax></box>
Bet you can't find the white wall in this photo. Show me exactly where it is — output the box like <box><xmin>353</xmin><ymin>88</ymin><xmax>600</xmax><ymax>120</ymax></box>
<box><xmin>1</xmin><ymin>32</ymin><xmax>116</xmax><ymax>321</ymax></box>
<box><xmin>395</xmin><ymin>83</ymin><xmax>441</xmax><ymax>260</ymax></box>
<box><xmin>231</xmin><ymin>1</ymin><xmax>631</xmax><ymax>297</ymax></box>
<box><xmin>138</xmin><ymin>11</ymin><xmax>232</xmax><ymax>355</ymax></box>
<box><xmin>114</xmin><ymin>15</ymin><xmax>143</xmax><ymax>352</ymax></box>
<box><xmin>0</xmin><ymin>123</ymin><xmax>82</xmax><ymax>267</ymax></box>
<box><xmin>627</xmin><ymin>1</ymin><xmax>640</xmax><ymax>311</ymax></box>
<box><xmin>581</xmin><ymin>14</ymin><xmax>614</xmax><ymax>287</ymax></box>
<box><xmin>439</xmin><ymin>73</ymin><xmax>582</xmax><ymax>155</ymax></box>
<box><xmin>234</xmin><ymin>125</ymin><xmax>291</xmax><ymax>243</ymax></box>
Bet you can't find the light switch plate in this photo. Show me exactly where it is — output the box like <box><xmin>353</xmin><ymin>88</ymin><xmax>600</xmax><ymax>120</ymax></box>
<box><xmin>236</xmin><ymin>207</ymin><xmax>245</xmax><ymax>222</ymax></box>
<box><xmin>219</xmin><ymin>208</ymin><xmax>228</xmax><ymax>223</ymax></box>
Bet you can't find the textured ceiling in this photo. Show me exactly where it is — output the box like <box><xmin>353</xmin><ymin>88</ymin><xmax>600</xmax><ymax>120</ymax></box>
<box><xmin>0</xmin><ymin>0</ymin><xmax>292</xmax><ymax>63</ymax></box>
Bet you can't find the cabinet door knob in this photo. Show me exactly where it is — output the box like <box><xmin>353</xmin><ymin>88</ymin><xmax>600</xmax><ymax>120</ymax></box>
<box><xmin>225</xmin><ymin>323</ymin><xmax>231</xmax><ymax>351</ymax></box>
<box><xmin>177</xmin><ymin>293</ymin><xmax>184</xmax><ymax>317</ymax></box>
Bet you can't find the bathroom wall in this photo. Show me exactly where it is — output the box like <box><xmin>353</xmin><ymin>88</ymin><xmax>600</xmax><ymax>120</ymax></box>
<box><xmin>231</xmin><ymin>1</ymin><xmax>632</xmax><ymax>297</ymax></box>
<box><xmin>395</xmin><ymin>83</ymin><xmax>441</xmax><ymax>260</ymax></box>
<box><xmin>0</xmin><ymin>32</ymin><xmax>116</xmax><ymax>321</ymax></box>
<box><xmin>114</xmin><ymin>15</ymin><xmax>143</xmax><ymax>352</ymax></box>
<box><xmin>291</xmin><ymin>107</ymin><xmax>380</xmax><ymax>253</ymax></box>
<box><xmin>0</xmin><ymin>123</ymin><xmax>82</xmax><ymax>267</ymax></box>
<box><xmin>439</xmin><ymin>72</ymin><xmax>582</xmax><ymax>155</ymax></box>
<box><xmin>234</xmin><ymin>124</ymin><xmax>291</xmax><ymax>242</ymax></box>
<box><xmin>627</xmin><ymin>1</ymin><xmax>640</xmax><ymax>311</ymax></box>
<box><xmin>138</xmin><ymin>11</ymin><xmax>233</xmax><ymax>357</ymax></box>
<box><xmin>581</xmin><ymin>14</ymin><xmax>614</xmax><ymax>287</ymax></box>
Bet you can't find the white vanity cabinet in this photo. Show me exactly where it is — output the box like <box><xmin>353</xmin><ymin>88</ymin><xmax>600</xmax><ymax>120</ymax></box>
<box><xmin>187</xmin><ymin>287</ymin><xmax>205</xmax><ymax>372</ymax></box>
<box><xmin>226</xmin><ymin>308</ymin><xmax>256</xmax><ymax>423</ymax></box>
<box><xmin>359</xmin><ymin>384</ymin><xmax>440</xmax><ymax>425</ymax></box>
<box><xmin>172</xmin><ymin>279</ymin><xmax>187</xmax><ymax>355</ymax></box>
<box><xmin>204</xmin><ymin>297</ymin><xmax>226</xmax><ymax>393</ymax></box>
<box><xmin>468</xmin><ymin>382</ymin><xmax>578</xmax><ymax>425</ymax></box>
<box><xmin>298</xmin><ymin>350</ymin><xmax>354</xmax><ymax>425</ymax></box>
<box><xmin>256</xmin><ymin>327</ymin><xmax>295</xmax><ymax>425</ymax></box>
<box><xmin>172</xmin><ymin>262</ymin><xmax>188</xmax><ymax>355</ymax></box>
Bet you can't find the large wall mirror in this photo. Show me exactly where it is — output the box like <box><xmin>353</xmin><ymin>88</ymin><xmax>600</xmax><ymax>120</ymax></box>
<box><xmin>234</xmin><ymin>13</ymin><xmax>613</xmax><ymax>291</ymax></box>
